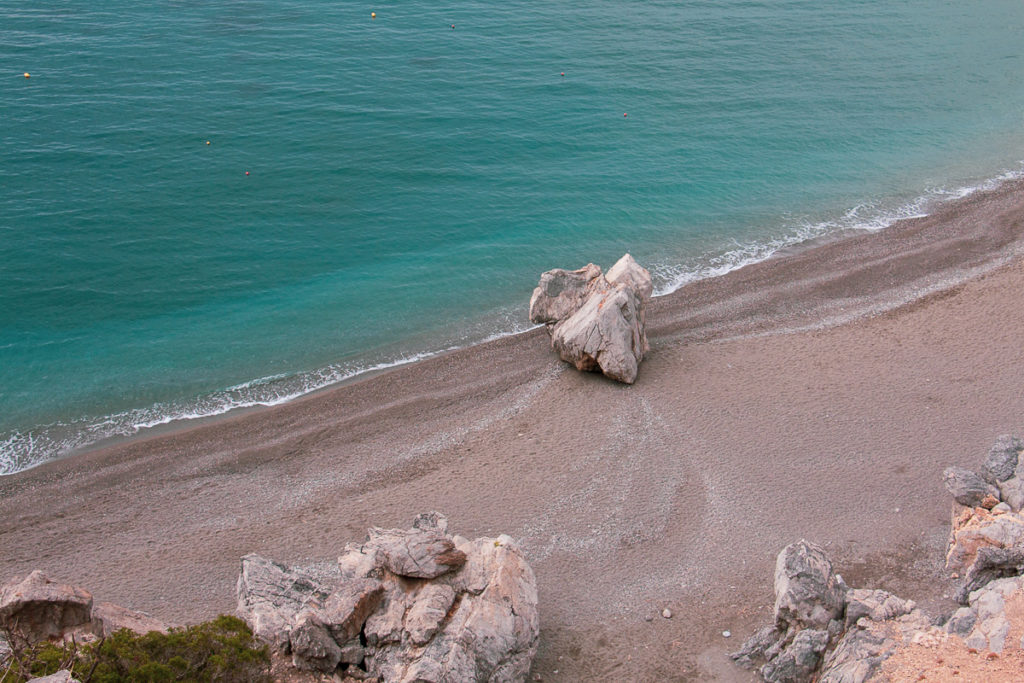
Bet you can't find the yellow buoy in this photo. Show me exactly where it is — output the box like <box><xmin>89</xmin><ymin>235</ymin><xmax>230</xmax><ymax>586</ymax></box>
<box><xmin>24</xmin><ymin>72</ymin><xmax>30</xmax><ymax>78</ymax></box>
<box><xmin>206</xmin><ymin>141</ymin><xmax>211</xmax><ymax>145</ymax></box>
<box><xmin>371</xmin><ymin>12</ymin><xmax>376</xmax><ymax>18</ymax></box>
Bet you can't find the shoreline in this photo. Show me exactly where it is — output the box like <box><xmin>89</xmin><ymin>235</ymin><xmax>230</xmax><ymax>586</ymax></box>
<box><xmin>6</xmin><ymin>178</ymin><xmax>1024</xmax><ymax>679</ymax></box>
<box><xmin>7</xmin><ymin>170</ymin><xmax>1024</xmax><ymax>478</ymax></box>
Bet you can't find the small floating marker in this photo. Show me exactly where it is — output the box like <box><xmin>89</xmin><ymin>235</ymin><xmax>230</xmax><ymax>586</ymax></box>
<box><xmin>371</xmin><ymin>12</ymin><xmax>376</xmax><ymax>18</ymax></box>
<box><xmin>623</xmin><ymin>112</ymin><xmax>628</xmax><ymax>117</ymax></box>
<box><xmin>205</xmin><ymin>140</ymin><xmax>210</xmax><ymax>145</ymax></box>
<box><xmin>560</xmin><ymin>72</ymin><xmax>565</xmax><ymax>76</ymax></box>
<box><xmin>23</xmin><ymin>72</ymin><xmax>30</xmax><ymax>78</ymax></box>
<box><xmin>451</xmin><ymin>24</ymin><xmax>455</xmax><ymax>29</ymax></box>
<box><xmin>245</xmin><ymin>171</ymin><xmax>249</xmax><ymax>175</ymax></box>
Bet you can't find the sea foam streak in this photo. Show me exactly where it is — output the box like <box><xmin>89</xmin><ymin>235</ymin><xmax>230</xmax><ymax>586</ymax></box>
<box><xmin>648</xmin><ymin>164</ymin><xmax>1024</xmax><ymax>296</ymax></box>
<box><xmin>2</xmin><ymin>165</ymin><xmax>1022</xmax><ymax>476</ymax></box>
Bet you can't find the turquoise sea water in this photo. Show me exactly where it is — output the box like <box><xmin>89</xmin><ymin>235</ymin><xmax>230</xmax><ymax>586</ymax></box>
<box><xmin>4</xmin><ymin>1</ymin><xmax>1024</xmax><ymax>474</ymax></box>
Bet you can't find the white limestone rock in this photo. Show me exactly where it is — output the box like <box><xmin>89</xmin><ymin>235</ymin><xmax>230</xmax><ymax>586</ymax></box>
<box><xmin>529</xmin><ymin>254</ymin><xmax>652</xmax><ymax>384</ymax></box>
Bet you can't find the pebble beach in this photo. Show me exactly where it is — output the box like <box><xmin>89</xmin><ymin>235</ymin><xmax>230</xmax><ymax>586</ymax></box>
<box><xmin>6</xmin><ymin>178</ymin><xmax>1024</xmax><ymax>680</ymax></box>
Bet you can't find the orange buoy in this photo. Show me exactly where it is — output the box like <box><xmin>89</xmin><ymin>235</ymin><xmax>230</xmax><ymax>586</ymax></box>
<box><xmin>23</xmin><ymin>72</ymin><xmax>30</xmax><ymax>78</ymax></box>
<box><xmin>371</xmin><ymin>12</ymin><xmax>376</xmax><ymax>18</ymax></box>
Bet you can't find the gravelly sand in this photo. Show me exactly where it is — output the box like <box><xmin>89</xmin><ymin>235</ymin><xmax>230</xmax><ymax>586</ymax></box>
<box><xmin>6</xmin><ymin>180</ymin><xmax>1024</xmax><ymax>681</ymax></box>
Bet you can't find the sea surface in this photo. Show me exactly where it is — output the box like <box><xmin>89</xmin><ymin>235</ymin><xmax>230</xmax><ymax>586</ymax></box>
<box><xmin>4</xmin><ymin>0</ymin><xmax>1024</xmax><ymax>474</ymax></box>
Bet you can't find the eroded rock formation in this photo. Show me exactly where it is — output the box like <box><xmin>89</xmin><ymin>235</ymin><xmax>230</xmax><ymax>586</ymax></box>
<box><xmin>237</xmin><ymin>512</ymin><xmax>540</xmax><ymax>682</ymax></box>
<box><xmin>733</xmin><ymin>434</ymin><xmax>1024</xmax><ymax>682</ymax></box>
<box><xmin>528</xmin><ymin>254</ymin><xmax>652</xmax><ymax>384</ymax></box>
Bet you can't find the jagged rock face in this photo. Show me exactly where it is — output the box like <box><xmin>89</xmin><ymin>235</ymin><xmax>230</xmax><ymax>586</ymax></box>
<box><xmin>958</xmin><ymin>575</ymin><xmax>1024</xmax><ymax>654</ymax></box>
<box><xmin>731</xmin><ymin>541</ymin><xmax>849</xmax><ymax>683</ymax></box>
<box><xmin>943</xmin><ymin>466</ymin><xmax>1000</xmax><ymax>507</ymax></box>
<box><xmin>528</xmin><ymin>263</ymin><xmax>603</xmax><ymax>325</ymax></box>
<box><xmin>773</xmin><ymin>541</ymin><xmax>847</xmax><ymax>632</ymax></box>
<box><xmin>236</xmin><ymin>554</ymin><xmax>340</xmax><ymax>654</ymax></box>
<box><xmin>0</xmin><ymin>570</ymin><xmax>93</xmax><ymax>644</ymax></box>
<box><xmin>842</xmin><ymin>589</ymin><xmax>915</xmax><ymax>629</ymax></box>
<box><xmin>363</xmin><ymin>527</ymin><xmax>467</xmax><ymax>579</ymax></box>
<box><xmin>549</xmin><ymin>284</ymin><xmax>647</xmax><ymax>384</ymax></box>
<box><xmin>238</xmin><ymin>513</ymin><xmax>540</xmax><ymax>683</ymax></box>
<box><xmin>731</xmin><ymin>543</ymin><xmax>937</xmax><ymax>683</ymax></box>
<box><xmin>982</xmin><ymin>435</ymin><xmax>1022</xmax><ymax>484</ymax></box>
<box><xmin>289</xmin><ymin>612</ymin><xmax>344</xmax><ymax>672</ymax></box>
<box><xmin>760</xmin><ymin>628</ymin><xmax>829</xmax><ymax>683</ymax></box>
<box><xmin>288</xmin><ymin>579</ymin><xmax>386</xmax><ymax>672</ymax></box>
<box><xmin>362</xmin><ymin>535</ymin><xmax>539</xmax><ymax>683</ymax></box>
<box><xmin>528</xmin><ymin>254</ymin><xmax>652</xmax><ymax>384</ymax></box>
<box><xmin>819</xmin><ymin>608</ymin><xmax>935</xmax><ymax>683</ymax></box>
<box><xmin>946</xmin><ymin>506</ymin><xmax>1024</xmax><ymax>604</ymax></box>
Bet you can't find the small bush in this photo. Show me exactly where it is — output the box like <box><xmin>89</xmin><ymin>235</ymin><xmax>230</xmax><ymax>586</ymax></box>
<box><xmin>1</xmin><ymin>615</ymin><xmax>271</xmax><ymax>683</ymax></box>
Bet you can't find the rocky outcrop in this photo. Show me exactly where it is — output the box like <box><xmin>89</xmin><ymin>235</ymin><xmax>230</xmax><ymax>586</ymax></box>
<box><xmin>730</xmin><ymin>541</ymin><xmax>849</xmax><ymax>682</ymax></box>
<box><xmin>942</xmin><ymin>434</ymin><xmax>1024</xmax><ymax>602</ymax></box>
<box><xmin>943</xmin><ymin>466</ymin><xmax>999</xmax><ymax>507</ymax></box>
<box><xmin>235</xmin><ymin>554</ymin><xmax>341</xmax><ymax>655</ymax></box>
<box><xmin>774</xmin><ymin>541</ymin><xmax>847</xmax><ymax>632</ymax></box>
<box><xmin>819</xmin><ymin>605</ymin><xmax>939</xmax><ymax>683</ymax></box>
<box><xmin>732</xmin><ymin>542</ymin><xmax>951</xmax><ymax>683</ymax></box>
<box><xmin>946</xmin><ymin>506</ymin><xmax>1024</xmax><ymax>603</ymax></box>
<box><xmin>528</xmin><ymin>254</ymin><xmax>652</xmax><ymax>384</ymax></box>
<box><xmin>0</xmin><ymin>571</ymin><xmax>93</xmax><ymax>644</ymax></box>
<box><xmin>956</xmin><ymin>575</ymin><xmax>1024</xmax><ymax>653</ymax></box>
<box><xmin>237</xmin><ymin>512</ymin><xmax>540</xmax><ymax>682</ymax></box>
<box><xmin>734</xmin><ymin>434</ymin><xmax>1024</xmax><ymax>682</ymax></box>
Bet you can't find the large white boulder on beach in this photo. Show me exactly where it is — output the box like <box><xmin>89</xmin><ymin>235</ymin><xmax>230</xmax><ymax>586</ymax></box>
<box><xmin>529</xmin><ymin>253</ymin><xmax>652</xmax><ymax>384</ymax></box>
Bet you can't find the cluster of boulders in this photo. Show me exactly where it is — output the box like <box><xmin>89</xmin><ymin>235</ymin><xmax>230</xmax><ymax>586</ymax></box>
<box><xmin>730</xmin><ymin>540</ymin><xmax>943</xmax><ymax>683</ymax></box>
<box><xmin>528</xmin><ymin>254</ymin><xmax>652</xmax><ymax>384</ymax></box>
<box><xmin>732</xmin><ymin>434</ymin><xmax>1024</xmax><ymax>682</ymax></box>
<box><xmin>236</xmin><ymin>512</ymin><xmax>540</xmax><ymax>682</ymax></box>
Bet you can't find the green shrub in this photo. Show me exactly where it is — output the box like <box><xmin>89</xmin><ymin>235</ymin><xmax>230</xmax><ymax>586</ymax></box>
<box><xmin>1</xmin><ymin>615</ymin><xmax>271</xmax><ymax>683</ymax></box>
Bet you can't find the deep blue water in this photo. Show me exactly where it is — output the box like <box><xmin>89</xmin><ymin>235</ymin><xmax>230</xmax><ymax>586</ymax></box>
<box><xmin>4</xmin><ymin>1</ymin><xmax>1024</xmax><ymax>473</ymax></box>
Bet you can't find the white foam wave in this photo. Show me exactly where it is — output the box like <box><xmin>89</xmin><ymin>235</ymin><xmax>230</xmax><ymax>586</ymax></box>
<box><xmin>650</xmin><ymin>162</ymin><xmax>1024</xmax><ymax>296</ymax></box>
<box><xmin>0</xmin><ymin>348</ymin><xmax>457</xmax><ymax>476</ymax></box>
